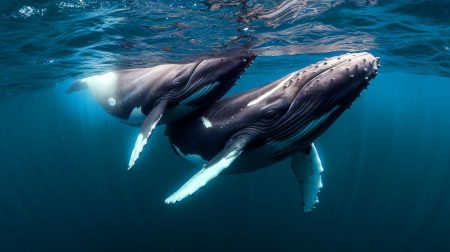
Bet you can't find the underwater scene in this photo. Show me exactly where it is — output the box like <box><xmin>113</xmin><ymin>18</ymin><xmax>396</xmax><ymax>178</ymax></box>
<box><xmin>1</xmin><ymin>0</ymin><xmax>450</xmax><ymax>251</ymax></box>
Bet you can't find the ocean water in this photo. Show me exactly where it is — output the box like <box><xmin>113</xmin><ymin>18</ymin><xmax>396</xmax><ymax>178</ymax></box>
<box><xmin>1</xmin><ymin>0</ymin><xmax>450</xmax><ymax>251</ymax></box>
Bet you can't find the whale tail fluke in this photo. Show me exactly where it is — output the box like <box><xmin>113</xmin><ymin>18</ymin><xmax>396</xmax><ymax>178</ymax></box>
<box><xmin>66</xmin><ymin>80</ymin><xmax>87</xmax><ymax>94</ymax></box>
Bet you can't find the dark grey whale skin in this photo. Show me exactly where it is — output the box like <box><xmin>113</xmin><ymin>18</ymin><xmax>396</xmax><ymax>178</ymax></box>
<box><xmin>166</xmin><ymin>52</ymin><xmax>379</xmax><ymax>174</ymax></box>
<box><xmin>69</xmin><ymin>56</ymin><xmax>256</xmax><ymax>125</ymax></box>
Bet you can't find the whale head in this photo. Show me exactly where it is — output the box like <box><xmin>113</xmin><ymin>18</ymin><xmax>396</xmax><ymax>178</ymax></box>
<box><xmin>244</xmin><ymin>52</ymin><xmax>379</xmax><ymax>150</ymax></box>
<box><xmin>201</xmin><ymin>52</ymin><xmax>379</xmax><ymax>156</ymax></box>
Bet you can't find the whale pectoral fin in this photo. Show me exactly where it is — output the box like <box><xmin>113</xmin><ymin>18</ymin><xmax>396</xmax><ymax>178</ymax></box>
<box><xmin>291</xmin><ymin>143</ymin><xmax>324</xmax><ymax>213</ymax></box>
<box><xmin>128</xmin><ymin>100</ymin><xmax>168</xmax><ymax>170</ymax></box>
<box><xmin>164</xmin><ymin>136</ymin><xmax>250</xmax><ymax>204</ymax></box>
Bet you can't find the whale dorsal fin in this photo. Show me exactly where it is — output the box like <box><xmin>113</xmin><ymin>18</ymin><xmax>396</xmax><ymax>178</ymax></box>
<box><xmin>128</xmin><ymin>100</ymin><xmax>168</xmax><ymax>170</ymax></box>
<box><xmin>291</xmin><ymin>143</ymin><xmax>324</xmax><ymax>213</ymax></box>
<box><xmin>164</xmin><ymin>136</ymin><xmax>250</xmax><ymax>204</ymax></box>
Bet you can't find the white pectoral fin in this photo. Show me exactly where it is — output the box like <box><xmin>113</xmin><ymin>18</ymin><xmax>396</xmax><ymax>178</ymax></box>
<box><xmin>164</xmin><ymin>137</ymin><xmax>249</xmax><ymax>204</ymax></box>
<box><xmin>291</xmin><ymin>143</ymin><xmax>324</xmax><ymax>213</ymax></box>
<box><xmin>128</xmin><ymin>100</ymin><xmax>168</xmax><ymax>170</ymax></box>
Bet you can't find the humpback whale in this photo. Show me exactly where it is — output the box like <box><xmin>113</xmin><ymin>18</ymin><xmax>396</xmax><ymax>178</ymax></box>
<box><xmin>165</xmin><ymin>52</ymin><xmax>380</xmax><ymax>212</ymax></box>
<box><xmin>68</xmin><ymin>56</ymin><xmax>255</xmax><ymax>169</ymax></box>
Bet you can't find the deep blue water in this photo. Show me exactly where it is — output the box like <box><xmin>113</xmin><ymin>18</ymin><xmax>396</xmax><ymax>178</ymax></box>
<box><xmin>1</xmin><ymin>1</ymin><xmax>450</xmax><ymax>251</ymax></box>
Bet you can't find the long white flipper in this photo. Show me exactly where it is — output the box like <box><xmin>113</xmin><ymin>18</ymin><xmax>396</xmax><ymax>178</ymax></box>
<box><xmin>128</xmin><ymin>100</ymin><xmax>168</xmax><ymax>170</ymax></box>
<box><xmin>165</xmin><ymin>137</ymin><xmax>249</xmax><ymax>204</ymax></box>
<box><xmin>291</xmin><ymin>143</ymin><xmax>324</xmax><ymax>213</ymax></box>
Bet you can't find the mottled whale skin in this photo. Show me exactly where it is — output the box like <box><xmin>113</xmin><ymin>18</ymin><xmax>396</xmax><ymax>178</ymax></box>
<box><xmin>165</xmin><ymin>52</ymin><xmax>380</xmax><ymax>210</ymax></box>
<box><xmin>69</xmin><ymin>56</ymin><xmax>255</xmax><ymax>169</ymax></box>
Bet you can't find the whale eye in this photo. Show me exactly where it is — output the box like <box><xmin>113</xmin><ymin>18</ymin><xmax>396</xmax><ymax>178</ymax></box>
<box><xmin>263</xmin><ymin>109</ymin><xmax>279</xmax><ymax>121</ymax></box>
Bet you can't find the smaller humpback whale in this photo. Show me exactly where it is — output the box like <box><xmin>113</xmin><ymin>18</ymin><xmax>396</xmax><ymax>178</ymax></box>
<box><xmin>68</xmin><ymin>56</ymin><xmax>255</xmax><ymax>169</ymax></box>
<box><xmin>165</xmin><ymin>52</ymin><xmax>379</xmax><ymax>212</ymax></box>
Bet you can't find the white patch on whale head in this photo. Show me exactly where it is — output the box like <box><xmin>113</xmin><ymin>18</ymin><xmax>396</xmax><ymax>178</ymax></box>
<box><xmin>201</xmin><ymin>117</ymin><xmax>213</xmax><ymax>128</ymax></box>
<box><xmin>247</xmin><ymin>72</ymin><xmax>296</xmax><ymax>107</ymax></box>
<box><xmin>81</xmin><ymin>71</ymin><xmax>118</xmax><ymax>100</ymax></box>
<box><xmin>108</xmin><ymin>97</ymin><xmax>117</xmax><ymax>106</ymax></box>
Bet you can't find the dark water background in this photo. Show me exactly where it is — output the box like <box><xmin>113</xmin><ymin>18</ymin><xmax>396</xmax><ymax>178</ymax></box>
<box><xmin>1</xmin><ymin>0</ymin><xmax>450</xmax><ymax>251</ymax></box>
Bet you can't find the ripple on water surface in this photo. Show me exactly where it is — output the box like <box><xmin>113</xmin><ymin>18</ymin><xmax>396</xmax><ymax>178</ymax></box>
<box><xmin>0</xmin><ymin>0</ymin><xmax>449</xmax><ymax>97</ymax></box>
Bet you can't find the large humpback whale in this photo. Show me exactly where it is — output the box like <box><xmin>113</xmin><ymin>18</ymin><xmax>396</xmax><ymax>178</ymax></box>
<box><xmin>68</xmin><ymin>56</ymin><xmax>255</xmax><ymax>169</ymax></box>
<box><xmin>165</xmin><ymin>52</ymin><xmax>379</xmax><ymax>212</ymax></box>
